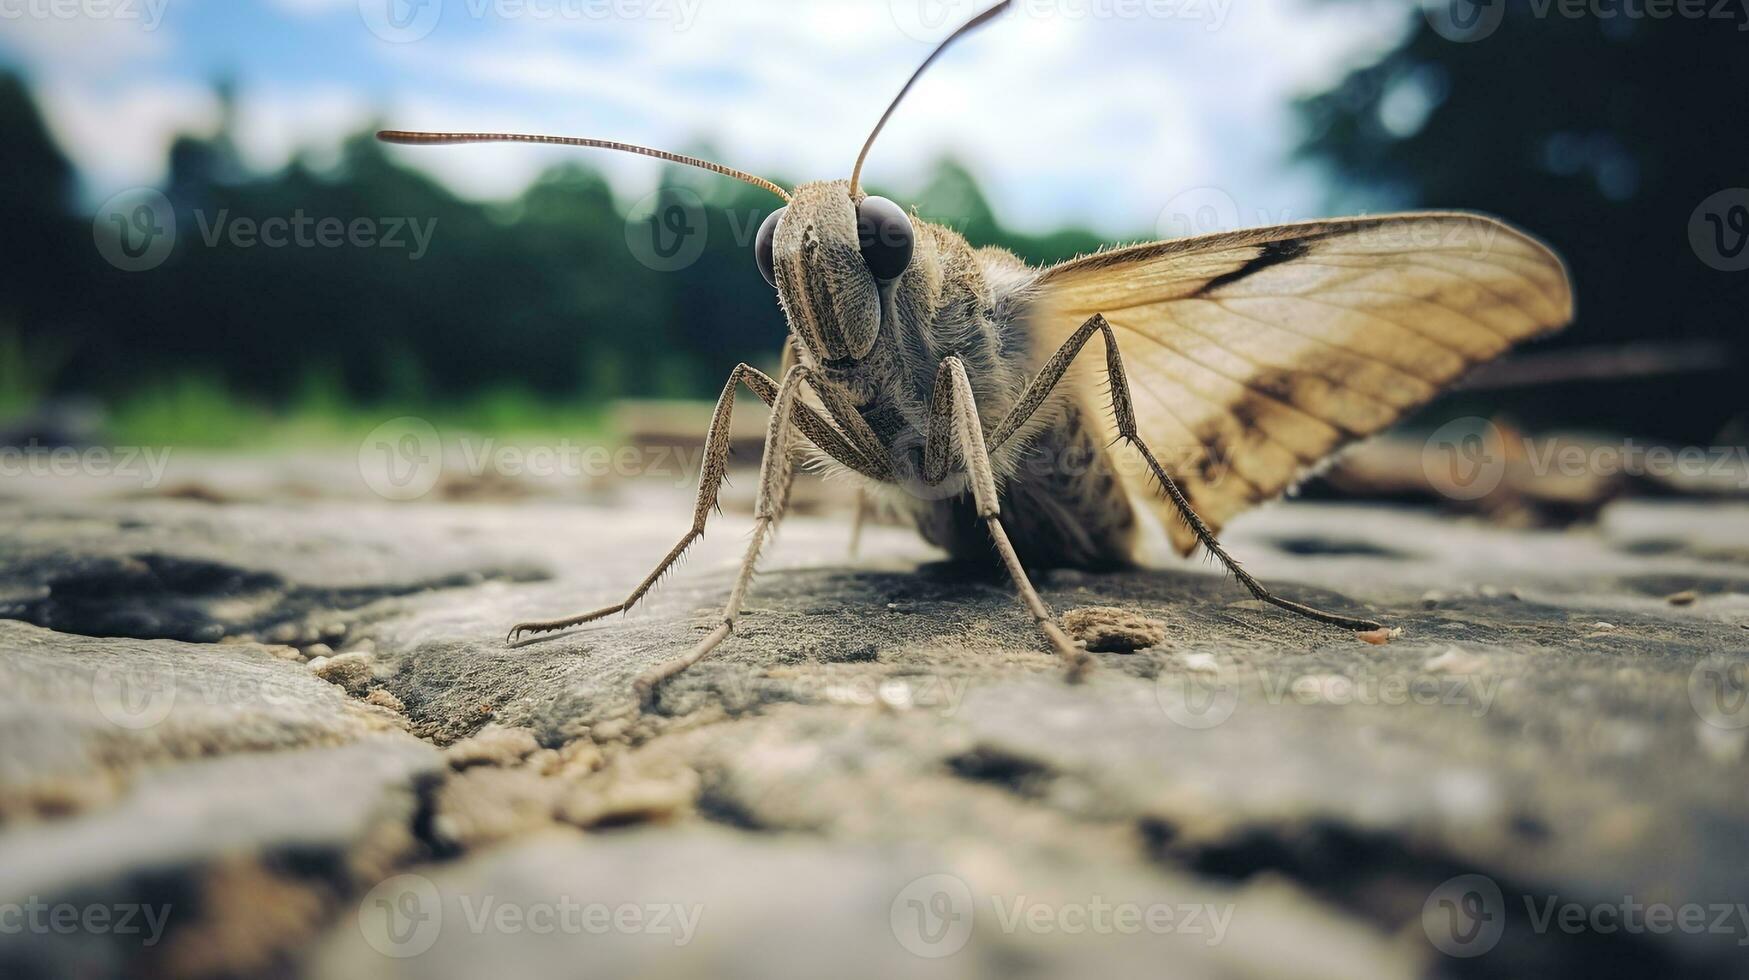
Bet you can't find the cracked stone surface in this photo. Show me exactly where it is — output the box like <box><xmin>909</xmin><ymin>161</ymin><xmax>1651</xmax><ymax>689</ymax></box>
<box><xmin>1</xmin><ymin>490</ymin><xmax>1747</xmax><ymax>978</ymax></box>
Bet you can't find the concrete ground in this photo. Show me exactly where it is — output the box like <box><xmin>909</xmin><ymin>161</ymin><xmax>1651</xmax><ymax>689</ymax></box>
<box><xmin>2</xmin><ymin>460</ymin><xmax>1748</xmax><ymax>978</ymax></box>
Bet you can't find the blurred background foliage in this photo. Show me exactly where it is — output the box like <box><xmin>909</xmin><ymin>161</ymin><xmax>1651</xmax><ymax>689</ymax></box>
<box><xmin>0</xmin><ymin>3</ymin><xmax>1744</xmax><ymax>447</ymax></box>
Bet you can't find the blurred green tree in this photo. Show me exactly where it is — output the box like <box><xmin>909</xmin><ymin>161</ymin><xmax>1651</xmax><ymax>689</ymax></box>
<box><xmin>0</xmin><ymin>69</ymin><xmax>1118</xmax><ymax>436</ymax></box>
<box><xmin>1299</xmin><ymin>2</ymin><xmax>1748</xmax><ymax>441</ymax></box>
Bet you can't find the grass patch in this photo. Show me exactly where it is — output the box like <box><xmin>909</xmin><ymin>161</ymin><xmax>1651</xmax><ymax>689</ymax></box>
<box><xmin>102</xmin><ymin>373</ymin><xmax>609</xmax><ymax>449</ymax></box>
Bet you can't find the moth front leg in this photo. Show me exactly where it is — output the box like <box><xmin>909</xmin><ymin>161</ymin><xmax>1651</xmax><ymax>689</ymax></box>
<box><xmin>633</xmin><ymin>363</ymin><xmax>814</xmax><ymax>705</ymax></box>
<box><xmin>923</xmin><ymin>356</ymin><xmax>1094</xmax><ymax>680</ymax></box>
<box><xmin>508</xmin><ymin>360</ymin><xmax>882</xmax><ymax>645</ymax></box>
<box><xmin>991</xmin><ymin>313</ymin><xmax>1384</xmax><ymax>634</ymax></box>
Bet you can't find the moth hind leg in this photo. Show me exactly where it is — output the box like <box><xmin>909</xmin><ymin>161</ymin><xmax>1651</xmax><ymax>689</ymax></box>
<box><xmin>990</xmin><ymin>312</ymin><xmax>1384</xmax><ymax>635</ymax></box>
<box><xmin>1128</xmin><ymin>438</ymin><xmax>1384</xmax><ymax>633</ymax></box>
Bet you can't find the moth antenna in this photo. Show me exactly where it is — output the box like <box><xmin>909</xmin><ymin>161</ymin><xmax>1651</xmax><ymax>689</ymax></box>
<box><xmin>376</xmin><ymin>130</ymin><xmax>791</xmax><ymax>202</ymax></box>
<box><xmin>849</xmin><ymin>0</ymin><xmax>1011</xmax><ymax>196</ymax></box>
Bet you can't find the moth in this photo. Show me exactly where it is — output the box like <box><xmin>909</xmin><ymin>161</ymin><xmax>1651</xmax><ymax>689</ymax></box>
<box><xmin>379</xmin><ymin>1</ymin><xmax>1573</xmax><ymax>702</ymax></box>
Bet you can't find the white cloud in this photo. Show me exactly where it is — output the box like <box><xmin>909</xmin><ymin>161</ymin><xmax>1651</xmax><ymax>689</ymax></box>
<box><xmin>233</xmin><ymin>86</ymin><xmax>378</xmax><ymax>174</ymax></box>
<box><xmin>15</xmin><ymin>0</ymin><xmax>1413</xmax><ymax>233</ymax></box>
<box><xmin>0</xmin><ymin>0</ymin><xmax>174</xmax><ymax>68</ymax></box>
<box><xmin>36</xmin><ymin>78</ymin><xmax>223</xmax><ymax>196</ymax></box>
<box><xmin>370</xmin><ymin>0</ymin><xmax>1409</xmax><ymax>232</ymax></box>
<box><xmin>264</xmin><ymin>0</ymin><xmax>352</xmax><ymax>12</ymax></box>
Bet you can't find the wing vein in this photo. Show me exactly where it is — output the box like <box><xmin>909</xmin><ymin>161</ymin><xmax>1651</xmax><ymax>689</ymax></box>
<box><xmin>1106</xmin><ymin>362</ymin><xmax>1270</xmax><ymax>500</ymax></box>
<box><xmin>1156</xmin><ymin>300</ymin><xmax>1408</xmax><ymax>418</ymax></box>
<box><xmin>1197</xmin><ymin>295</ymin><xmax>1450</xmax><ymax>387</ymax></box>
<box><xmin>1110</xmin><ymin>318</ymin><xmax>1338</xmax><ymax>460</ymax></box>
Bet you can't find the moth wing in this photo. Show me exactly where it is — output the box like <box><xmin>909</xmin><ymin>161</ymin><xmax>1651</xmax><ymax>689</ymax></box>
<box><xmin>1023</xmin><ymin>213</ymin><xmax>1574</xmax><ymax>555</ymax></box>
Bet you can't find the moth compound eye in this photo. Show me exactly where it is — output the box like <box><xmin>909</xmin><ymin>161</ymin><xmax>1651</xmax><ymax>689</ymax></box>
<box><xmin>857</xmin><ymin>196</ymin><xmax>913</xmax><ymax>282</ymax></box>
<box><xmin>755</xmin><ymin>207</ymin><xmax>785</xmax><ymax>288</ymax></box>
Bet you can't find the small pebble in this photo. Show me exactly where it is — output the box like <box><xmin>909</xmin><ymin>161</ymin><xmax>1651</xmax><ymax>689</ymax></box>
<box><xmin>1666</xmin><ymin>590</ymin><xmax>1698</xmax><ymax>607</ymax></box>
<box><xmin>363</xmin><ymin>689</ymin><xmax>405</xmax><ymax>714</ymax></box>
<box><xmin>591</xmin><ymin>718</ymin><xmax>629</xmax><ymax>742</ymax></box>
<box><xmin>1356</xmin><ymin>627</ymin><xmax>1397</xmax><ymax>646</ymax></box>
<box><xmin>1290</xmin><ymin>674</ymin><xmax>1355</xmax><ymax>704</ymax></box>
<box><xmin>1178</xmin><ymin>652</ymin><xmax>1219</xmax><ymax>673</ymax></box>
<box><xmin>445</xmin><ymin>726</ymin><xmax>540</xmax><ymax>769</ymax></box>
<box><xmin>1062</xmin><ymin>607</ymin><xmax>1167</xmax><ymax>653</ymax></box>
<box><xmin>1695</xmin><ymin>723</ymin><xmax>1747</xmax><ymax>765</ymax></box>
<box><xmin>310</xmin><ymin>651</ymin><xmax>375</xmax><ymax>695</ymax></box>
<box><xmin>559</xmin><ymin>767</ymin><xmax>700</xmax><ymax>829</ymax></box>
<box><xmin>265</xmin><ymin>622</ymin><xmax>302</xmax><ymax>645</ymax></box>
<box><xmin>1423</xmin><ymin>647</ymin><xmax>1487</xmax><ymax>675</ymax></box>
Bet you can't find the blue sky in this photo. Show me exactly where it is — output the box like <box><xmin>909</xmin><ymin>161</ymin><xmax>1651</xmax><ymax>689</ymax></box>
<box><xmin>1</xmin><ymin>0</ymin><xmax>1415</xmax><ymax>234</ymax></box>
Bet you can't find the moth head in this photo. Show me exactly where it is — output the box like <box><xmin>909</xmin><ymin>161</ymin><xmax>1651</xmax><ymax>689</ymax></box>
<box><xmin>751</xmin><ymin>0</ymin><xmax>1004</xmax><ymax>364</ymax></box>
<box><xmin>374</xmin><ymin>1</ymin><xmax>1007</xmax><ymax>366</ymax></box>
<box><xmin>755</xmin><ymin>182</ymin><xmax>913</xmax><ymax>363</ymax></box>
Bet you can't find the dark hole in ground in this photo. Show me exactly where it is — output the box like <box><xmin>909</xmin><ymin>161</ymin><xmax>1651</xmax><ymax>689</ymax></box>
<box><xmin>1616</xmin><ymin>574</ymin><xmax>1747</xmax><ymax>600</ymax></box>
<box><xmin>1138</xmin><ymin>817</ymin><xmax>1712</xmax><ymax>980</ymax></box>
<box><xmin>0</xmin><ymin>551</ymin><xmax>541</xmax><ymax>645</ymax></box>
<box><xmin>1269</xmin><ymin>537</ymin><xmax>1411</xmax><ymax>559</ymax></box>
<box><xmin>946</xmin><ymin>745</ymin><xmax>1057</xmax><ymax>798</ymax></box>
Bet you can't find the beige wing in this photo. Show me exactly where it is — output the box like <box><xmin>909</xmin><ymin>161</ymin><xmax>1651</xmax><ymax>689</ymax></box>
<box><xmin>1024</xmin><ymin>212</ymin><xmax>1574</xmax><ymax>555</ymax></box>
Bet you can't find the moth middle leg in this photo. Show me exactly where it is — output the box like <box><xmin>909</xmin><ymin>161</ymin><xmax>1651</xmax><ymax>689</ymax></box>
<box><xmin>990</xmin><ymin>313</ymin><xmax>1385</xmax><ymax>633</ymax></box>
<box><xmin>923</xmin><ymin>356</ymin><xmax>1095</xmax><ymax>679</ymax></box>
